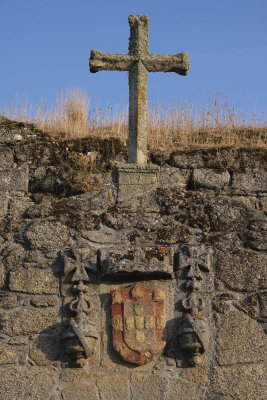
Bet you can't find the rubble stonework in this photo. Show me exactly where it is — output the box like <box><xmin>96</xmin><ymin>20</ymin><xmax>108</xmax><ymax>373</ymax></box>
<box><xmin>0</xmin><ymin>118</ymin><xmax>266</xmax><ymax>399</ymax></box>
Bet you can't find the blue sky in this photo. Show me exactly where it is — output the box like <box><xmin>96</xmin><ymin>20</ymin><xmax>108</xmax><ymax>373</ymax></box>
<box><xmin>0</xmin><ymin>0</ymin><xmax>266</xmax><ymax>119</ymax></box>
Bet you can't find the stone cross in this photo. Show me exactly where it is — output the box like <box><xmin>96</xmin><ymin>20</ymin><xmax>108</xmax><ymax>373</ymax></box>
<box><xmin>90</xmin><ymin>14</ymin><xmax>190</xmax><ymax>165</ymax></box>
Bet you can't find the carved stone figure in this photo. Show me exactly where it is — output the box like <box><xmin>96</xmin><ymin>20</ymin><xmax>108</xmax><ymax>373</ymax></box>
<box><xmin>175</xmin><ymin>245</ymin><xmax>212</xmax><ymax>366</ymax></box>
<box><xmin>100</xmin><ymin>246</ymin><xmax>173</xmax><ymax>279</ymax></box>
<box><xmin>62</xmin><ymin>249</ymin><xmax>98</xmax><ymax>367</ymax></box>
<box><xmin>111</xmin><ymin>283</ymin><xmax>166</xmax><ymax>365</ymax></box>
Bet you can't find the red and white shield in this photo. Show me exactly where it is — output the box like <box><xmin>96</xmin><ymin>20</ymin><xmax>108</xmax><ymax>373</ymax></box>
<box><xmin>111</xmin><ymin>283</ymin><xmax>166</xmax><ymax>365</ymax></box>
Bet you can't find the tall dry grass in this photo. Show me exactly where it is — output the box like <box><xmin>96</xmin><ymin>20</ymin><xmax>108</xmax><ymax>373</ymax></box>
<box><xmin>1</xmin><ymin>88</ymin><xmax>266</xmax><ymax>150</ymax></box>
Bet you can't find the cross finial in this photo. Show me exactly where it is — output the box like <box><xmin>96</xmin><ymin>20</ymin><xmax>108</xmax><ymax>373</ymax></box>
<box><xmin>90</xmin><ymin>15</ymin><xmax>190</xmax><ymax>164</ymax></box>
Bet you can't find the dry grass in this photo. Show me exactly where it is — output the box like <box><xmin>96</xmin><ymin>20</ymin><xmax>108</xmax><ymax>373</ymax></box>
<box><xmin>2</xmin><ymin>88</ymin><xmax>266</xmax><ymax>150</ymax></box>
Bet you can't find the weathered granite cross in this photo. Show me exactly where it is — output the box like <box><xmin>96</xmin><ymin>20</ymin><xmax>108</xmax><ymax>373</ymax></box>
<box><xmin>89</xmin><ymin>14</ymin><xmax>190</xmax><ymax>165</ymax></box>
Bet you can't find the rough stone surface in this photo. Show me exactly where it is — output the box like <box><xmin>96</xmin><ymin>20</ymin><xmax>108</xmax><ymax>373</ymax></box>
<box><xmin>0</xmin><ymin>166</ymin><xmax>28</xmax><ymax>192</ymax></box>
<box><xmin>0</xmin><ymin>366</ymin><xmax>58</xmax><ymax>400</ymax></box>
<box><xmin>0</xmin><ymin>147</ymin><xmax>13</xmax><ymax>167</ymax></box>
<box><xmin>24</xmin><ymin>220</ymin><xmax>69</xmax><ymax>249</ymax></box>
<box><xmin>167</xmin><ymin>378</ymin><xmax>207</xmax><ymax>400</ymax></box>
<box><xmin>131</xmin><ymin>374</ymin><xmax>168</xmax><ymax>400</ymax></box>
<box><xmin>216</xmin><ymin>250</ymin><xmax>266</xmax><ymax>291</ymax></box>
<box><xmin>0</xmin><ymin>343</ymin><xmax>17</xmax><ymax>364</ymax></box>
<box><xmin>232</xmin><ymin>169</ymin><xmax>267</xmax><ymax>193</ymax></box>
<box><xmin>0</xmin><ymin>193</ymin><xmax>8</xmax><ymax>218</ymax></box>
<box><xmin>9</xmin><ymin>268</ymin><xmax>58</xmax><ymax>294</ymax></box>
<box><xmin>192</xmin><ymin>169</ymin><xmax>230</xmax><ymax>190</ymax></box>
<box><xmin>97</xmin><ymin>374</ymin><xmax>130</xmax><ymax>400</ymax></box>
<box><xmin>0</xmin><ymin>309</ymin><xmax>58</xmax><ymax>336</ymax></box>
<box><xmin>0</xmin><ymin>262</ymin><xmax>5</xmax><ymax>289</ymax></box>
<box><xmin>29</xmin><ymin>334</ymin><xmax>61</xmax><ymax>365</ymax></box>
<box><xmin>216</xmin><ymin>311</ymin><xmax>267</xmax><ymax>365</ymax></box>
<box><xmin>0</xmin><ymin>116</ymin><xmax>266</xmax><ymax>399</ymax></box>
<box><xmin>62</xmin><ymin>383</ymin><xmax>99</xmax><ymax>400</ymax></box>
<box><xmin>212</xmin><ymin>364</ymin><xmax>267</xmax><ymax>400</ymax></box>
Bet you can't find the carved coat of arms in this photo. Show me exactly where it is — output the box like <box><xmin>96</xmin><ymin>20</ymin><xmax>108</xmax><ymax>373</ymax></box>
<box><xmin>111</xmin><ymin>283</ymin><xmax>166</xmax><ymax>365</ymax></box>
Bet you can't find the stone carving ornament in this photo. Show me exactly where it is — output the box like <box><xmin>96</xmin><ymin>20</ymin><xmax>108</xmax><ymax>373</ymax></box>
<box><xmin>62</xmin><ymin>249</ymin><xmax>98</xmax><ymax>367</ymax></box>
<box><xmin>111</xmin><ymin>283</ymin><xmax>166</xmax><ymax>365</ymax></box>
<box><xmin>176</xmin><ymin>245</ymin><xmax>212</xmax><ymax>366</ymax></box>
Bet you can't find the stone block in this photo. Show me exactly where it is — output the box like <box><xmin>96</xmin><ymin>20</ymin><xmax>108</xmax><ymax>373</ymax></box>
<box><xmin>0</xmin><ymin>147</ymin><xmax>13</xmax><ymax>168</ymax></box>
<box><xmin>216</xmin><ymin>250</ymin><xmax>266</xmax><ymax>291</ymax></box>
<box><xmin>0</xmin><ymin>262</ymin><xmax>5</xmax><ymax>289</ymax></box>
<box><xmin>166</xmin><ymin>378</ymin><xmax>207</xmax><ymax>400</ymax></box>
<box><xmin>192</xmin><ymin>169</ymin><xmax>230</xmax><ymax>190</ymax></box>
<box><xmin>24</xmin><ymin>220</ymin><xmax>69</xmax><ymax>250</ymax></box>
<box><xmin>9</xmin><ymin>268</ymin><xmax>58</xmax><ymax>294</ymax></box>
<box><xmin>0</xmin><ymin>292</ymin><xmax>19</xmax><ymax>309</ymax></box>
<box><xmin>0</xmin><ymin>193</ymin><xmax>8</xmax><ymax>218</ymax></box>
<box><xmin>97</xmin><ymin>374</ymin><xmax>130</xmax><ymax>400</ymax></box>
<box><xmin>0</xmin><ymin>309</ymin><xmax>58</xmax><ymax>336</ymax></box>
<box><xmin>0</xmin><ymin>366</ymin><xmax>58</xmax><ymax>400</ymax></box>
<box><xmin>169</xmin><ymin>151</ymin><xmax>204</xmax><ymax>168</ymax></box>
<box><xmin>216</xmin><ymin>311</ymin><xmax>267</xmax><ymax>365</ymax></box>
<box><xmin>0</xmin><ymin>344</ymin><xmax>17</xmax><ymax>364</ymax></box>
<box><xmin>232</xmin><ymin>169</ymin><xmax>267</xmax><ymax>193</ymax></box>
<box><xmin>30</xmin><ymin>296</ymin><xmax>58</xmax><ymax>307</ymax></box>
<box><xmin>29</xmin><ymin>334</ymin><xmax>61</xmax><ymax>365</ymax></box>
<box><xmin>0</xmin><ymin>165</ymin><xmax>28</xmax><ymax>192</ymax></box>
<box><xmin>116</xmin><ymin>163</ymin><xmax>159</xmax><ymax>209</ymax></box>
<box><xmin>100</xmin><ymin>246</ymin><xmax>173</xmax><ymax>279</ymax></box>
<box><xmin>62</xmin><ymin>383</ymin><xmax>99</xmax><ymax>400</ymax></box>
<box><xmin>212</xmin><ymin>364</ymin><xmax>267</xmax><ymax>400</ymax></box>
<box><xmin>131</xmin><ymin>374</ymin><xmax>168</xmax><ymax>400</ymax></box>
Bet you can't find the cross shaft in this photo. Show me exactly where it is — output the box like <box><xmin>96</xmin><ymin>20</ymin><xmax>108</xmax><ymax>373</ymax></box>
<box><xmin>90</xmin><ymin>14</ymin><xmax>190</xmax><ymax>164</ymax></box>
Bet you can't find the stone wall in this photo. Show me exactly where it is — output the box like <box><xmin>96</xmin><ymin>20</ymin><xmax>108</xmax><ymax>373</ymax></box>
<box><xmin>0</xmin><ymin>118</ymin><xmax>266</xmax><ymax>400</ymax></box>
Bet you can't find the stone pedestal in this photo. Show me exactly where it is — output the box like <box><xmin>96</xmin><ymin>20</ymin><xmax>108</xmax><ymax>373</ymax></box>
<box><xmin>116</xmin><ymin>163</ymin><xmax>159</xmax><ymax>209</ymax></box>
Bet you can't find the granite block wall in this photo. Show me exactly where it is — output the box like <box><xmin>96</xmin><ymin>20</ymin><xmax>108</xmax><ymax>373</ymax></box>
<box><xmin>0</xmin><ymin>118</ymin><xmax>266</xmax><ymax>400</ymax></box>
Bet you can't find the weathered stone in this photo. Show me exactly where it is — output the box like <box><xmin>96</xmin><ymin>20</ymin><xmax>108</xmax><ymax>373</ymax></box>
<box><xmin>30</xmin><ymin>296</ymin><xmax>58</xmax><ymax>307</ymax></box>
<box><xmin>216</xmin><ymin>311</ymin><xmax>267</xmax><ymax>365</ymax></box>
<box><xmin>166</xmin><ymin>378</ymin><xmax>207</xmax><ymax>399</ymax></box>
<box><xmin>0</xmin><ymin>262</ymin><xmax>5</xmax><ymax>289</ymax></box>
<box><xmin>131</xmin><ymin>374</ymin><xmax>168</xmax><ymax>400</ymax></box>
<box><xmin>97</xmin><ymin>374</ymin><xmax>130</xmax><ymax>400</ymax></box>
<box><xmin>0</xmin><ymin>292</ymin><xmax>19</xmax><ymax>309</ymax></box>
<box><xmin>0</xmin><ymin>147</ymin><xmax>13</xmax><ymax>167</ymax></box>
<box><xmin>178</xmin><ymin>367</ymin><xmax>209</xmax><ymax>385</ymax></box>
<box><xmin>62</xmin><ymin>383</ymin><xmax>99</xmax><ymax>400</ymax></box>
<box><xmin>90</xmin><ymin>15</ymin><xmax>189</xmax><ymax>164</ymax></box>
<box><xmin>60</xmin><ymin>368</ymin><xmax>91</xmax><ymax>382</ymax></box>
<box><xmin>259</xmin><ymin>292</ymin><xmax>267</xmax><ymax>318</ymax></box>
<box><xmin>0</xmin><ymin>165</ymin><xmax>28</xmax><ymax>192</ymax></box>
<box><xmin>100</xmin><ymin>246</ymin><xmax>173</xmax><ymax>278</ymax></box>
<box><xmin>216</xmin><ymin>250</ymin><xmax>266</xmax><ymax>291</ymax></box>
<box><xmin>29</xmin><ymin>334</ymin><xmax>60</xmax><ymax>365</ymax></box>
<box><xmin>116</xmin><ymin>163</ymin><xmax>159</xmax><ymax>208</ymax></box>
<box><xmin>0</xmin><ymin>193</ymin><xmax>8</xmax><ymax>218</ymax></box>
<box><xmin>111</xmin><ymin>284</ymin><xmax>166</xmax><ymax>365</ymax></box>
<box><xmin>212</xmin><ymin>364</ymin><xmax>267</xmax><ymax>400</ymax></box>
<box><xmin>0</xmin><ymin>365</ymin><xmax>57</xmax><ymax>400</ymax></box>
<box><xmin>192</xmin><ymin>169</ymin><xmax>230</xmax><ymax>190</ymax></box>
<box><xmin>169</xmin><ymin>151</ymin><xmax>204</xmax><ymax>168</ymax></box>
<box><xmin>0</xmin><ymin>309</ymin><xmax>58</xmax><ymax>336</ymax></box>
<box><xmin>9</xmin><ymin>268</ymin><xmax>58</xmax><ymax>294</ymax></box>
<box><xmin>24</xmin><ymin>220</ymin><xmax>69</xmax><ymax>250</ymax></box>
<box><xmin>232</xmin><ymin>169</ymin><xmax>267</xmax><ymax>193</ymax></box>
<box><xmin>0</xmin><ymin>343</ymin><xmax>17</xmax><ymax>364</ymax></box>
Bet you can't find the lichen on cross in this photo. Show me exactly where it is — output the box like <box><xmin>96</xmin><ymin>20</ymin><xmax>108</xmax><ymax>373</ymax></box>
<box><xmin>89</xmin><ymin>14</ymin><xmax>190</xmax><ymax>165</ymax></box>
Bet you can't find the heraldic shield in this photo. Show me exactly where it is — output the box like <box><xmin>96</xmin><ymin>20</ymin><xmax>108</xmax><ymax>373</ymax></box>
<box><xmin>111</xmin><ymin>283</ymin><xmax>166</xmax><ymax>365</ymax></box>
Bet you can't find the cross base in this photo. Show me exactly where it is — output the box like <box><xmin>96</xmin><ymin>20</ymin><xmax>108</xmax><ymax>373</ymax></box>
<box><xmin>116</xmin><ymin>163</ymin><xmax>159</xmax><ymax>209</ymax></box>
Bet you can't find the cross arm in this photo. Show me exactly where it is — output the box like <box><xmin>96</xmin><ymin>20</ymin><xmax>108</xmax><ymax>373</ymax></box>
<box><xmin>90</xmin><ymin>50</ymin><xmax>132</xmax><ymax>73</ymax></box>
<box><xmin>142</xmin><ymin>52</ymin><xmax>190</xmax><ymax>76</ymax></box>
